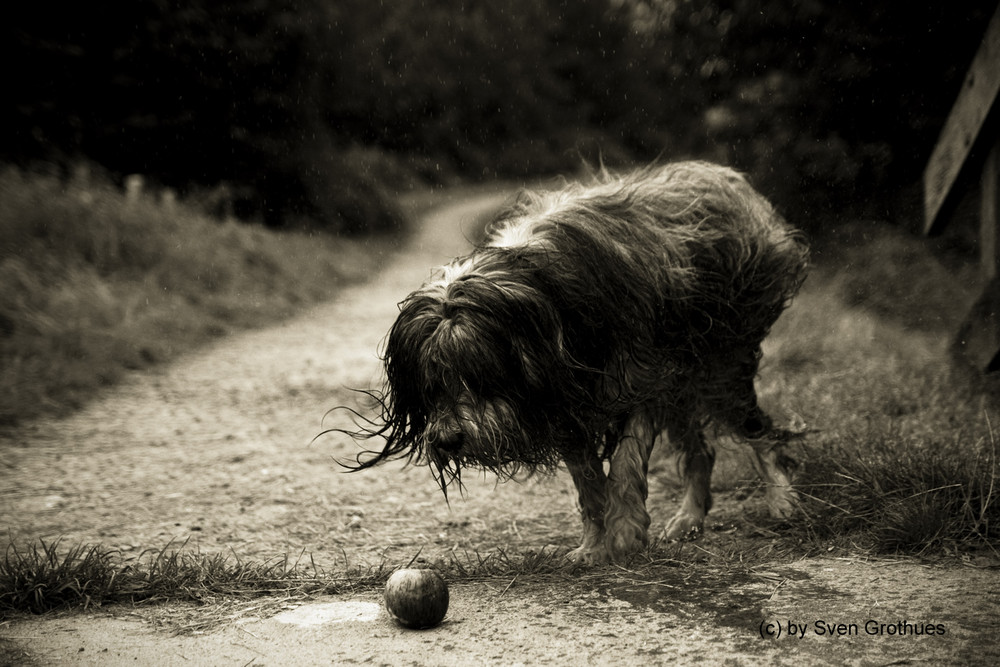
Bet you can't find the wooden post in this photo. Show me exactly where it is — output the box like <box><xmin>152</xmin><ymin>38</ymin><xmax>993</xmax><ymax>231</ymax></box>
<box><xmin>924</xmin><ymin>3</ymin><xmax>1000</xmax><ymax>372</ymax></box>
<box><xmin>924</xmin><ymin>5</ymin><xmax>1000</xmax><ymax>235</ymax></box>
<box><xmin>956</xmin><ymin>142</ymin><xmax>1000</xmax><ymax>372</ymax></box>
<box><xmin>982</xmin><ymin>143</ymin><xmax>1000</xmax><ymax>281</ymax></box>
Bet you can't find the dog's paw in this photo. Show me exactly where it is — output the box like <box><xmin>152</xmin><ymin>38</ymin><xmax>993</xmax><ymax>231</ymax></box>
<box><xmin>662</xmin><ymin>512</ymin><xmax>705</xmax><ymax>541</ymax></box>
<box><xmin>765</xmin><ymin>487</ymin><xmax>799</xmax><ymax>520</ymax></box>
<box><xmin>564</xmin><ymin>545</ymin><xmax>610</xmax><ymax>566</ymax></box>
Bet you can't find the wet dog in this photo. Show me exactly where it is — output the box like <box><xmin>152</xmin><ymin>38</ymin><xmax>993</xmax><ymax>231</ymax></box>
<box><xmin>341</xmin><ymin>161</ymin><xmax>809</xmax><ymax>564</ymax></box>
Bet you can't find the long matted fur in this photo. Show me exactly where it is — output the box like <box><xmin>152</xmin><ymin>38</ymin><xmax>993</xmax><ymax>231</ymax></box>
<box><xmin>340</xmin><ymin>161</ymin><xmax>809</xmax><ymax>564</ymax></box>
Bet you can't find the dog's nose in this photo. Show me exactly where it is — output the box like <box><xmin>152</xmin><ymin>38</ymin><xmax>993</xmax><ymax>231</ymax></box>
<box><xmin>434</xmin><ymin>431</ymin><xmax>465</xmax><ymax>454</ymax></box>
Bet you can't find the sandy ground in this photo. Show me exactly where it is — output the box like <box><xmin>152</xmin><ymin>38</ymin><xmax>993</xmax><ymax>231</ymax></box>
<box><xmin>2</xmin><ymin>188</ymin><xmax>999</xmax><ymax>665</ymax></box>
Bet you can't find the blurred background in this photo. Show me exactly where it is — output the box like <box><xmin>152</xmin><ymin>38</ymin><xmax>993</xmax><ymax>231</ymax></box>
<box><xmin>4</xmin><ymin>0</ymin><xmax>996</xmax><ymax>232</ymax></box>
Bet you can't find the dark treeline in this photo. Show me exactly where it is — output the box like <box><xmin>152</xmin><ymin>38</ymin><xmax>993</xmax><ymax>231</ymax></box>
<box><xmin>3</xmin><ymin>0</ymin><xmax>995</xmax><ymax>232</ymax></box>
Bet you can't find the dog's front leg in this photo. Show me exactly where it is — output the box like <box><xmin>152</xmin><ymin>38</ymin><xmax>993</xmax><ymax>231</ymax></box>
<box><xmin>603</xmin><ymin>414</ymin><xmax>657</xmax><ymax>560</ymax></box>
<box><xmin>747</xmin><ymin>425</ymin><xmax>800</xmax><ymax>520</ymax></box>
<box><xmin>564</xmin><ymin>450</ymin><xmax>609</xmax><ymax>565</ymax></box>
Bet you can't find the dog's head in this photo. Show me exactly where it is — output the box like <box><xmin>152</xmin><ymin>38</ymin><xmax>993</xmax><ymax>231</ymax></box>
<box><xmin>346</xmin><ymin>255</ymin><xmax>592</xmax><ymax>492</ymax></box>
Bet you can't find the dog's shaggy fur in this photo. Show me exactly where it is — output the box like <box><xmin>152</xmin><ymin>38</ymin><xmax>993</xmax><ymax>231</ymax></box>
<box><xmin>342</xmin><ymin>161</ymin><xmax>809</xmax><ymax>564</ymax></box>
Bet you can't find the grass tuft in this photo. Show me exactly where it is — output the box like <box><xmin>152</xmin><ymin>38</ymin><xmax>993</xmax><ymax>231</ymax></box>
<box><xmin>0</xmin><ymin>541</ymin><xmax>128</xmax><ymax>614</ymax></box>
<box><xmin>0</xmin><ymin>539</ymin><xmax>383</xmax><ymax>619</ymax></box>
<box><xmin>796</xmin><ymin>416</ymin><xmax>998</xmax><ymax>553</ymax></box>
<box><xmin>0</xmin><ymin>538</ymin><xmax>579</xmax><ymax>624</ymax></box>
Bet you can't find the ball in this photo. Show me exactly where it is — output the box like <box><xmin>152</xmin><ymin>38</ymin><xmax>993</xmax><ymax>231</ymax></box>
<box><xmin>383</xmin><ymin>568</ymin><xmax>449</xmax><ymax>629</ymax></box>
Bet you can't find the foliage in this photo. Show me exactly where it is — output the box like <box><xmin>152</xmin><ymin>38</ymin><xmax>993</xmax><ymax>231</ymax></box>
<box><xmin>638</xmin><ymin>0</ymin><xmax>998</xmax><ymax>217</ymax></box>
<box><xmin>6</xmin><ymin>1</ymin><xmax>996</xmax><ymax>227</ymax></box>
<box><xmin>3</xmin><ymin>0</ymin><xmax>407</xmax><ymax>233</ymax></box>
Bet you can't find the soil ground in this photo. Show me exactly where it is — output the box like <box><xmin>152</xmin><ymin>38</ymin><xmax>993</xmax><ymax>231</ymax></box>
<box><xmin>2</xmin><ymin>188</ymin><xmax>999</xmax><ymax>665</ymax></box>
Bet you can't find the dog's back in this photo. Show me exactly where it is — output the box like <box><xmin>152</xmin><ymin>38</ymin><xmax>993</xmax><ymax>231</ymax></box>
<box><xmin>484</xmin><ymin>161</ymin><xmax>808</xmax><ymax>369</ymax></box>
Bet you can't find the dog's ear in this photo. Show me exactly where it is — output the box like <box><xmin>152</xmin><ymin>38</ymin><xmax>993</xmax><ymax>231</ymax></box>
<box><xmin>383</xmin><ymin>289</ymin><xmax>451</xmax><ymax>419</ymax></box>
<box><xmin>460</xmin><ymin>275</ymin><xmax>573</xmax><ymax>389</ymax></box>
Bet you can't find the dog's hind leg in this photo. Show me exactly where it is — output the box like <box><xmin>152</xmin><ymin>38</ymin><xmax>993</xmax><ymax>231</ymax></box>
<box><xmin>717</xmin><ymin>371</ymin><xmax>799</xmax><ymax>520</ymax></box>
<box><xmin>663</xmin><ymin>420</ymin><xmax>715</xmax><ymax>541</ymax></box>
<box><xmin>564</xmin><ymin>449</ymin><xmax>609</xmax><ymax>564</ymax></box>
<box><xmin>603</xmin><ymin>413</ymin><xmax>658</xmax><ymax>560</ymax></box>
<box><xmin>749</xmin><ymin>433</ymin><xmax>799</xmax><ymax>519</ymax></box>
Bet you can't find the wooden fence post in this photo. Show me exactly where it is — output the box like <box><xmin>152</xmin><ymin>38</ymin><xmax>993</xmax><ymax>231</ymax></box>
<box><xmin>923</xmin><ymin>3</ymin><xmax>1000</xmax><ymax>372</ymax></box>
<box><xmin>955</xmin><ymin>142</ymin><xmax>1000</xmax><ymax>372</ymax></box>
<box><xmin>982</xmin><ymin>143</ymin><xmax>1000</xmax><ymax>282</ymax></box>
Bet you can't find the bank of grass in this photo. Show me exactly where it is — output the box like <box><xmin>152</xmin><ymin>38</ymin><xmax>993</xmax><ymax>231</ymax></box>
<box><xmin>0</xmin><ymin>166</ymin><xmax>405</xmax><ymax>426</ymax></box>
<box><xmin>756</xmin><ymin>222</ymin><xmax>999</xmax><ymax>554</ymax></box>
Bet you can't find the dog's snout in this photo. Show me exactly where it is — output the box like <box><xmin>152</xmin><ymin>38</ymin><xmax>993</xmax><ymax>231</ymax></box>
<box><xmin>434</xmin><ymin>430</ymin><xmax>465</xmax><ymax>453</ymax></box>
<box><xmin>426</xmin><ymin>416</ymin><xmax>466</xmax><ymax>455</ymax></box>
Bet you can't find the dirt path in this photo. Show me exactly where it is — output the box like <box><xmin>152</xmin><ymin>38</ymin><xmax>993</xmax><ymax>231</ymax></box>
<box><xmin>2</xmin><ymin>190</ymin><xmax>999</xmax><ymax>665</ymax></box>
<box><xmin>1</xmin><ymin>188</ymin><xmax>529</xmax><ymax>566</ymax></box>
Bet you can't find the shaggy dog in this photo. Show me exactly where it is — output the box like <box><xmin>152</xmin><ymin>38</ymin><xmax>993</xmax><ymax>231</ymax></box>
<box><xmin>342</xmin><ymin>161</ymin><xmax>809</xmax><ymax>564</ymax></box>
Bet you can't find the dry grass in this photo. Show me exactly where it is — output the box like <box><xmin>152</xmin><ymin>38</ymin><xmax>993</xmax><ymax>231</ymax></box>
<box><xmin>0</xmin><ymin>537</ymin><xmax>579</xmax><ymax>629</ymax></box>
<box><xmin>0</xmin><ymin>538</ymin><xmax>386</xmax><ymax>621</ymax></box>
<box><xmin>0</xmin><ymin>535</ymin><xmax>731</xmax><ymax>632</ymax></box>
<box><xmin>793</xmin><ymin>409</ymin><xmax>997</xmax><ymax>553</ymax></box>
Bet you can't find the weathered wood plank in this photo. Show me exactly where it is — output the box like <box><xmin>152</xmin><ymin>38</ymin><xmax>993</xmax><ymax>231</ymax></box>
<box><xmin>982</xmin><ymin>142</ymin><xmax>1000</xmax><ymax>281</ymax></box>
<box><xmin>924</xmin><ymin>4</ymin><xmax>1000</xmax><ymax>235</ymax></box>
<box><xmin>955</xmin><ymin>275</ymin><xmax>1000</xmax><ymax>371</ymax></box>
<box><xmin>955</xmin><ymin>141</ymin><xmax>1000</xmax><ymax>371</ymax></box>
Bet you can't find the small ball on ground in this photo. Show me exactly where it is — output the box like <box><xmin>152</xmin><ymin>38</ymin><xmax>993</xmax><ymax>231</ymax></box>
<box><xmin>384</xmin><ymin>568</ymin><xmax>449</xmax><ymax>629</ymax></box>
